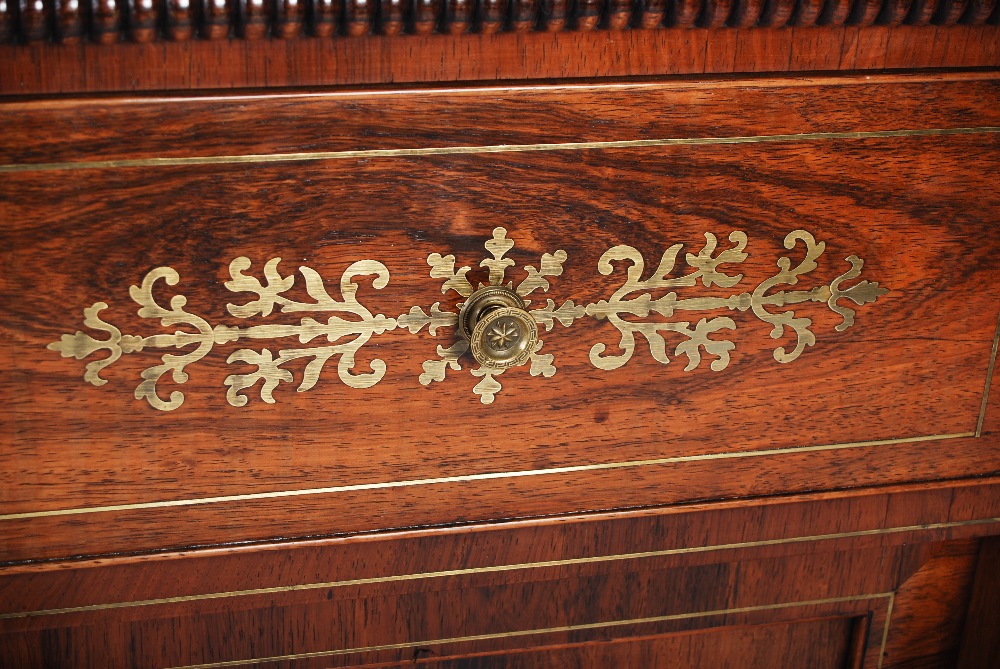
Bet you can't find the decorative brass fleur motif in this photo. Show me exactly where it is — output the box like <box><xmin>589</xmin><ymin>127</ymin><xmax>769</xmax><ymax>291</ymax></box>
<box><xmin>584</xmin><ymin>230</ymin><xmax>888</xmax><ymax>371</ymax></box>
<box><xmin>411</xmin><ymin>227</ymin><xmax>572</xmax><ymax>403</ymax></box>
<box><xmin>49</xmin><ymin>227</ymin><xmax>888</xmax><ymax>410</ymax></box>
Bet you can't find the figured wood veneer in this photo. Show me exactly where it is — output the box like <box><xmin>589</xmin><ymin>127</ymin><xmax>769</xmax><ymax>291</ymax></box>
<box><xmin>1</xmin><ymin>24</ymin><xmax>999</xmax><ymax>658</ymax></box>
<box><xmin>1</xmin><ymin>479</ymin><xmax>997</xmax><ymax>667</ymax></box>
<box><xmin>1</xmin><ymin>74</ymin><xmax>999</xmax><ymax>564</ymax></box>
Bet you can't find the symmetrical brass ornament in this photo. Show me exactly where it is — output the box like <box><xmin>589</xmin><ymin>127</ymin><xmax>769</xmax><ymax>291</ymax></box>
<box><xmin>50</xmin><ymin>227</ymin><xmax>887</xmax><ymax>409</ymax></box>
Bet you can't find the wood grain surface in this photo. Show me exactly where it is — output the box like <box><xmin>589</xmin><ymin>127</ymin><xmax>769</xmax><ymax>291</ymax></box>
<box><xmin>956</xmin><ymin>537</ymin><xmax>1000</xmax><ymax>669</ymax></box>
<box><xmin>881</xmin><ymin>539</ymin><xmax>980</xmax><ymax>668</ymax></box>
<box><xmin>4</xmin><ymin>72</ymin><xmax>1000</xmax><ymax>165</ymax></box>
<box><xmin>383</xmin><ymin>620</ymin><xmax>859</xmax><ymax>669</ymax></box>
<box><xmin>1</xmin><ymin>24</ymin><xmax>999</xmax><ymax>95</ymax></box>
<box><xmin>1</xmin><ymin>478</ymin><xmax>995</xmax><ymax>667</ymax></box>
<box><xmin>1</xmin><ymin>74</ymin><xmax>999</xmax><ymax>563</ymax></box>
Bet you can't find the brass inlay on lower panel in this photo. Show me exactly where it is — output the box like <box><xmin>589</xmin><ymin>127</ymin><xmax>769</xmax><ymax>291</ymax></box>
<box><xmin>161</xmin><ymin>594</ymin><xmax>894</xmax><ymax>669</ymax></box>
<box><xmin>4</xmin><ymin>516</ymin><xmax>996</xmax><ymax>621</ymax></box>
<box><xmin>1</xmin><ymin>126</ymin><xmax>998</xmax><ymax>173</ymax></box>
<box><xmin>0</xmin><ymin>432</ymin><xmax>972</xmax><ymax>522</ymax></box>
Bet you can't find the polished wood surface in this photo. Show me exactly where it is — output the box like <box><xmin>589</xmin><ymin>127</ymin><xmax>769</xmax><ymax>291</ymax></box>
<box><xmin>1</xmin><ymin>74</ymin><xmax>999</xmax><ymax>565</ymax></box>
<box><xmin>2</xmin><ymin>10</ymin><xmax>999</xmax><ymax>659</ymax></box>
<box><xmin>882</xmin><ymin>539</ymin><xmax>979</xmax><ymax>668</ymax></box>
<box><xmin>2</xmin><ymin>479</ymin><xmax>997</xmax><ymax>666</ymax></box>
<box><xmin>4</xmin><ymin>72</ymin><xmax>1000</xmax><ymax>164</ymax></box>
<box><xmin>1</xmin><ymin>24</ymin><xmax>998</xmax><ymax>94</ymax></box>
<box><xmin>956</xmin><ymin>537</ymin><xmax>1000</xmax><ymax>669</ymax></box>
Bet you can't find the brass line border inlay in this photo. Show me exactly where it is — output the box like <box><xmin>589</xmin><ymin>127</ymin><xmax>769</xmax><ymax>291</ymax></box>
<box><xmin>4</xmin><ymin>71</ymin><xmax>998</xmax><ymax>111</ymax></box>
<box><xmin>4</xmin><ymin>516</ymin><xmax>995</xmax><ymax>621</ymax></box>
<box><xmin>976</xmin><ymin>306</ymin><xmax>1000</xmax><ymax>437</ymax></box>
<box><xmin>161</xmin><ymin>594</ymin><xmax>895</xmax><ymax>669</ymax></box>
<box><xmin>0</xmin><ymin>432</ymin><xmax>972</xmax><ymax>521</ymax></box>
<box><xmin>880</xmin><ymin>592</ymin><xmax>896</xmax><ymax>669</ymax></box>
<box><xmin>1</xmin><ymin>126</ymin><xmax>999</xmax><ymax>173</ymax></box>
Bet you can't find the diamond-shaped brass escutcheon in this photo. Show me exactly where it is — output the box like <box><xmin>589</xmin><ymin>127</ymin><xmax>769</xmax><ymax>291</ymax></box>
<box><xmin>460</xmin><ymin>286</ymin><xmax>538</xmax><ymax>370</ymax></box>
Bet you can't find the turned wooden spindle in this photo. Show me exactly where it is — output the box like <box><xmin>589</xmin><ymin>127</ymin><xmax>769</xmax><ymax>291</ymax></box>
<box><xmin>605</xmin><ymin>0</ymin><xmax>633</xmax><ymax>28</ymax></box>
<box><xmin>667</xmin><ymin>0</ymin><xmax>700</xmax><ymax>26</ymax></box>
<box><xmin>443</xmin><ymin>0</ymin><xmax>473</xmax><ymax>34</ymax></box>
<box><xmin>730</xmin><ymin>0</ymin><xmax>765</xmax><ymax>26</ymax></box>
<box><xmin>240</xmin><ymin>0</ymin><xmax>271</xmax><ymax>39</ymax></box>
<box><xmin>310</xmin><ymin>0</ymin><xmax>338</xmax><ymax>36</ymax></box>
<box><xmin>574</xmin><ymin>0</ymin><xmax>602</xmax><ymax>29</ymax></box>
<box><xmin>202</xmin><ymin>0</ymin><xmax>231</xmax><ymax>38</ymax></box>
<box><xmin>380</xmin><ymin>0</ymin><xmax>404</xmax><ymax>35</ymax></box>
<box><xmin>540</xmin><ymin>0</ymin><xmax>568</xmax><ymax>31</ymax></box>
<box><xmin>934</xmin><ymin>0</ymin><xmax>969</xmax><ymax>22</ymax></box>
<box><xmin>18</xmin><ymin>0</ymin><xmax>47</xmax><ymax>42</ymax></box>
<box><xmin>164</xmin><ymin>0</ymin><xmax>196</xmax><ymax>39</ymax></box>
<box><xmin>758</xmin><ymin>0</ymin><xmax>796</xmax><ymax>26</ymax></box>
<box><xmin>479</xmin><ymin>0</ymin><xmax>506</xmax><ymax>32</ymax></box>
<box><xmin>53</xmin><ymin>0</ymin><xmax>85</xmax><ymax>43</ymax></box>
<box><xmin>128</xmin><ymin>0</ymin><xmax>158</xmax><ymax>42</ymax></box>
<box><xmin>964</xmin><ymin>0</ymin><xmax>997</xmax><ymax>22</ymax></box>
<box><xmin>639</xmin><ymin>0</ymin><xmax>666</xmax><ymax>28</ymax></box>
<box><xmin>789</xmin><ymin>0</ymin><xmax>824</xmax><ymax>24</ymax></box>
<box><xmin>0</xmin><ymin>0</ymin><xmax>993</xmax><ymax>53</ymax></box>
<box><xmin>411</xmin><ymin>0</ymin><xmax>439</xmax><ymax>35</ymax></box>
<box><xmin>698</xmin><ymin>0</ymin><xmax>734</xmax><ymax>27</ymax></box>
<box><xmin>509</xmin><ymin>0</ymin><xmax>537</xmax><ymax>31</ymax></box>
<box><xmin>274</xmin><ymin>0</ymin><xmax>303</xmax><ymax>38</ymax></box>
<box><xmin>817</xmin><ymin>0</ymin><xmax>852</xmax><ymax>25</ymax></box>
<box><xmin>847</xmin><ymin>0</ymin><xmax>884</xmax><ymax>25</ymax></box>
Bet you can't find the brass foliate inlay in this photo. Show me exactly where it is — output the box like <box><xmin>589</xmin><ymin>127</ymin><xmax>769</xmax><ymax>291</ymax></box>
<box><xmin>49</xmin><ymin>226</ymin><xmax>888</xmax><ymax>408</ymax></box>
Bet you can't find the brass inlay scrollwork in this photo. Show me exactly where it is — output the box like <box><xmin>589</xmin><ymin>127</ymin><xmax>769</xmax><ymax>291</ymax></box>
<box><xmin>49</xmin><ymin>226</ymin><xmax>887</xmax><ymax>409</ymax></box>
<box><xmin>586</xmin><ymin>230</ymin><xmax>887</xmax><ymax>371</ymax></box>
<box><xmin>50</xmin><ymin>258</ymin><xmax>396</xmax><ymax>410</ymax></box>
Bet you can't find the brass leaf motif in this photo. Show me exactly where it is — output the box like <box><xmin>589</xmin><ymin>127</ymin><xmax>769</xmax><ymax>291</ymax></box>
<box><xmin>51</xmin><ymin>259</ymin><xmax>395</xmax><ymax>411</ymax></box>
<box><xmin>587</xmin><ymin>229</ymin><xmax>887</xmax><ymax>372</ymax></box>
<box><xmin>50</xmin><ymin>227</ymin><xmax>887</xmax><ymax>408</ymax></box>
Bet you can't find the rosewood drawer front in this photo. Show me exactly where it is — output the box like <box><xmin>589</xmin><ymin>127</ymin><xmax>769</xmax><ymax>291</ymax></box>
<box><xmin>1</xmin><ymin>74</ymin><xmax>1000</xmax><ymax>568</ymax></box>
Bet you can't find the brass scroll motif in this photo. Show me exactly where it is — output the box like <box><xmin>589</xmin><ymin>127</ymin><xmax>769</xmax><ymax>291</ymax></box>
<box><xmin>49</xmin><ymin>260</ymin><xmax>397</xmax><ymax>410</ymax></box>
<box><xmin>49</xmin><ymin>228</ymin><xmax>887</xmax><ymax>409</ymax></box>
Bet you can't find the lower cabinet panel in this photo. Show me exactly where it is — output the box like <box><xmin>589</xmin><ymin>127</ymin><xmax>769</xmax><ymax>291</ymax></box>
<box><xmin>1</xmin><ymin>482</ymin><xmax>997</xmax><ymax>668</ymax></box>
<box><xmin>393</xmin><ymin>618</ymin><xmax>859</xmax><ymax>669</ymax></box>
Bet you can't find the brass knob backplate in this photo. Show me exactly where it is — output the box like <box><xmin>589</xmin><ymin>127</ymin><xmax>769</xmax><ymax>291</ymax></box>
<box><xmin>459</xmin><ymin>286</ymin><xmax>538</xmax><ymax>370</ymax></box>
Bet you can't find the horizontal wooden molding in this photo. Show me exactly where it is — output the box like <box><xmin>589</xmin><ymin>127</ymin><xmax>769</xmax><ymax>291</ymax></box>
<box><xmin>1</xmin><ymin>0</ymin><xmax>996</xmax><ymax>46</ymax></box>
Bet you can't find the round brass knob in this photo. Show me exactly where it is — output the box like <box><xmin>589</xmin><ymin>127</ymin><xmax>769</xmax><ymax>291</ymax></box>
<box><xmin>459</xmin><ymin>286</ymin><xmax>538</xmax><ymax>370</ymax></box>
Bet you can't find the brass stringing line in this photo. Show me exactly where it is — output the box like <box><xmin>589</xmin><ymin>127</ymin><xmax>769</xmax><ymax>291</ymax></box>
<box><xmin>0</xmin><ymin>127</ymin><xmax>998</xmax><ymax>173</ymax></box>
<box><xmin>164</xmin><ymin>594</ymin><xmax>894</xmax><ymax>669</ymax></box>
<box><xmin>0</xmin><ymin>432</ymin><xmax>973</xmax><ymax>521</ymax></box>
<box><xmin>4</xmin><ymin>517</ymin><xmax>996</xmax><ymax>621</ymax></box>
<box><xmin>6</xmin><ymin>72</ymin><xmax>996</xmax><ymax>110</ymax></box>
<box><xmin>975</xmin><ymin>306</ymin><xmax>1000</xmax><ymax>437</ymax></box>
<box><xmin>878</xmin><ymin>592</ymin><xmax>896</xmax><ymax>669</ymax></box>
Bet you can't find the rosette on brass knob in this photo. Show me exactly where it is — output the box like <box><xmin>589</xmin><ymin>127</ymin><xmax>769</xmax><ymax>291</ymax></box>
<box><xmin>459</xmin><ymin>286</ymin><xmax>538</xmax><ymax>370</ymax></box>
